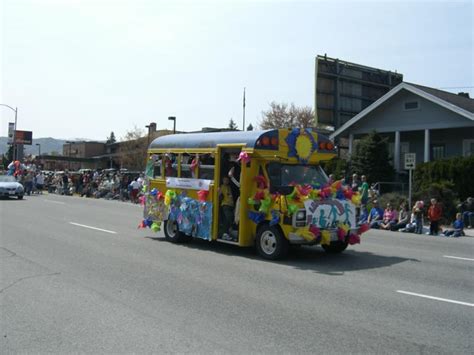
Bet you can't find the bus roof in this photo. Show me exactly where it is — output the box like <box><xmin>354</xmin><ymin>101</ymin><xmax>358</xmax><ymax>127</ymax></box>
<box><xmin>149</xmin><ymin>129</ymin><xmax>275</xmax><ymax>150</ymax></box>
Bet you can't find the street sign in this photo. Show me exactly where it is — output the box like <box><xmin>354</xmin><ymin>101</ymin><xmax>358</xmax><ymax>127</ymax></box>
<box><xmin>404</xmin><ymin>153</ymin><xmax>416</xmax><ymax>170</ymax></box>
<box><xmin>14</xmin><ymin>130</ymin><xmax>33</xmax><ymax>145</ymax></box>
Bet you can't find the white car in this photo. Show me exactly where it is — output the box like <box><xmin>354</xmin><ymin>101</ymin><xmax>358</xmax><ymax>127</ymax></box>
<box><xmin>0</xmin><ymin>175</ymin><xmax>24</xmax><ymax>199</ymax></box>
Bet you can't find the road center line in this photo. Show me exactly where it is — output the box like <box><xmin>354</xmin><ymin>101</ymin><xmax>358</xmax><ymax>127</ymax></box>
<box><xmin>44</xmin><ymin>199</ymin><xmax>66</xmax><ymax>205</ymax></box>
<box><xmin>397</xmin><ymin>290</ymin><xmax>474</xmax><ymax>307</ymax></box>
<box><xmin>443</xmin><ymin>255</ymin><xmax>474</xmax><ymax>261</ymax></box>
<box><xmin>69</xmin><ymin>222</ymin><xmax>117</xmax><ymax>234</ymax></box>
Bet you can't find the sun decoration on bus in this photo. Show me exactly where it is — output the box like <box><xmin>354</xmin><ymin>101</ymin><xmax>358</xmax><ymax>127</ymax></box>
<box><xmin>286</xmin><ymin>128</ymin><xmax>318</xmax><ymax>163</ymax></box>
<box><xmin>285</xmin><ymin>128</ymin><xmax>335</xmax><ymax>163</ymax></box>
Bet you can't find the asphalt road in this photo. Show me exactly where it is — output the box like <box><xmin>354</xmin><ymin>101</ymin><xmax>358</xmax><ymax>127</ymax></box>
<box><xmin>1</xmin><ymin>193</ymin><xmax>473</xmax><ymax>354</ymax></box>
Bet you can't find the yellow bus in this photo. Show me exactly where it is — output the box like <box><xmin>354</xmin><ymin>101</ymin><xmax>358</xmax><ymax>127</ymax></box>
<box><xmin>141</xmin><ymin>128</ymin><xmax>368</xmax><ymax>259</ymax></box>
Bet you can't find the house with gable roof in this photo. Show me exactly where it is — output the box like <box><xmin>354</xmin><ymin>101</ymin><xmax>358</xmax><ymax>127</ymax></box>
<box><xmin>330</xmin><ymin>82</ymin><xmax>474</xmax><ymax>172</ymax></box>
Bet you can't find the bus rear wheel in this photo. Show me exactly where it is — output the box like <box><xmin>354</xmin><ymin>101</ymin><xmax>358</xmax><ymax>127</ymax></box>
<box><xmin>164</xmin><ymin>219</ymin><xmax>189</xmax><ymax>243</ymax></box>
<box><xmin>256</xmin><ymin>225</ymin><xmax>289</xmax><ymax>260</ymax></box>
<box><xmin>321</xmin><ymin>241</ymin><xmax>348</xmax><ymax>253</ymax></box>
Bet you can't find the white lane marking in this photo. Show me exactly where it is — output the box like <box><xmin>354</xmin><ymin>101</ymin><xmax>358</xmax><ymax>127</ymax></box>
<box><xmin>443</xmin><ymin>255</ymin><xmax>474</xmax><ymax>261</ymax></box>
<box><xmin>44</xmin><ymin>199</ymin><xmax>66</xmax><ymax>205</ymax></box>
<box><xmin>69</xmin><ymin>222</ymin><xmax>117</xmax><ymax>234</ymax></box>
<box><xmin>397</xmin><ymin>290</ymin><xmax>474</xmax><ymax>307</ymax></box>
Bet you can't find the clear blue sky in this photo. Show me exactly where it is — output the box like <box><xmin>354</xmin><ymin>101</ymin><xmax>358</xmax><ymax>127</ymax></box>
<box><xmin>1</xmin><ymin>0</ymin><xmax>472</xmax><ymax>141</ymax></box>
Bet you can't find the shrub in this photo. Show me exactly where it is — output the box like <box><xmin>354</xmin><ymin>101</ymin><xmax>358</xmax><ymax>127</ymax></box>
<box><xmin>413</xmin><ymin>181</ymin><xmax>459</xmax><ymax>224</ymax></box>
<box><xmin>414</xmin><ymin>155</ymin><xmax>474</xmax><ymax>200</ymax></box>
<box><xmin>321</xmin><ymin>158</ymin><xmax>349</xmax><ymax>180</ymax></box>
<box><xmin>379</xmin><ymin>193</ymin><xmax>408</xmax><ymax>211</ymax></box>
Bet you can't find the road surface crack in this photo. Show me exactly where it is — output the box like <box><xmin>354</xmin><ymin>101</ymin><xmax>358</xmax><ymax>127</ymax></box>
<box><xmin>0</xmin><ymin>272</ymin><xmax>61</xmax><ymax>294</ymax></box>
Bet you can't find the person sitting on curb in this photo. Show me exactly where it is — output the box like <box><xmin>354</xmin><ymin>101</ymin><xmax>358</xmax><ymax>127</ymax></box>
<box><xmin>368</xmin><ymin>200</ymin><xmax>384</xmax><ymax>229</ymax></box>
<box><xmin>391</xmin><ymin>202</ymin><xmax>409</xmax><ymax>231</ymax></box>
<box><xmin>441</xmin><ymin>213</ymin><xmax>465</xmax><ymax>237</ymax></box>
<box><xmin>380</xmin><ymin>203</ymin><xmax>397</xmax><ymax>230</ymax></box>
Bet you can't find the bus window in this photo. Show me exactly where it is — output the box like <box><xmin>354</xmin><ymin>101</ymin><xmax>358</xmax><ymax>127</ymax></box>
<box><xmin>267</xmin><ymin>163</ymin><xmax>327</xmax><ymax>187</ymax></box>
<box><xmin>164</xmin><ymin>154</ymin><xmax>178</xmax><ymax>177</ymax></box>
<box><xmin>180</xmin><ymin>154</ymin><xmax>193</xmax><ymax>178</ymax></box>
<box><xmin>199</xmin><ymin>154</ymin><xmax>215</xmax><ymax>180</ymax></box>
<box><xmin>153</xmin><ymin>155</ymin><xmax>162</xmax><ymax>178</ymax></box>
<box><xmin>199</xmin><ymin>165</ymin><xmax>214</xmax><ymax>180</ymax></box>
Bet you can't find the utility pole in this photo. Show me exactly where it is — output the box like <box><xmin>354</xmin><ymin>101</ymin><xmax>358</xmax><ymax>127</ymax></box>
<box><xmin>242</xmin><ymin>87</ymin><xmax>246</xmax><ymax>131</ymax></box>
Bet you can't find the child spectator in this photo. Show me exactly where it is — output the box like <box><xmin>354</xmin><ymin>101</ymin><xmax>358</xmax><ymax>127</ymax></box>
<box><xmin>441</xmin><ymin>213</ymin><xmax>465</xmax><ymax>237</ymax></box>
<box><xmin>413</xmin><ymin>200</ymin><xmax>424</xmax><ymax>234</ymax></box>
<box><xmin>428</xmin><ymin>198</ymin><xmax>442</xmax><ymax>235</ymax></box>
<box><xmin>219</xmin><ymin>176</ymin><xmax>234</xmax><ymax>240</ymax></box>
<box><xmin>368</xmin><ymin>200</ymin><xmax>384</xmax><ymax>229</ymax></box>
<box><xmin>380</xmin><ymin>203</ymin><xmax>397</xmax><ymax>230</ymax></box>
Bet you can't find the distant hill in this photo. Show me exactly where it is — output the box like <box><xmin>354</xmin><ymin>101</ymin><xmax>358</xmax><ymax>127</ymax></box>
<box><xmin>0</xmin><ymin>137</ymin><xmax>67</xmax><ymax>156</ymax></box>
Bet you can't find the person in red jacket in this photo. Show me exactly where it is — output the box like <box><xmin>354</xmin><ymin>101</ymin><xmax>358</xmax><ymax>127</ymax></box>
<box><xmin>428</xmin><ymin>198</ymin><xmax>443</xmax><ymax>235</ymax></box>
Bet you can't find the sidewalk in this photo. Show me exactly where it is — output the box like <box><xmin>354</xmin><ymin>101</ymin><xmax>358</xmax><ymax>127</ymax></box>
<box><xmin>463</xmin><ymin>228</ymin><xmax>474</xmax><ymax>237</ymax></box>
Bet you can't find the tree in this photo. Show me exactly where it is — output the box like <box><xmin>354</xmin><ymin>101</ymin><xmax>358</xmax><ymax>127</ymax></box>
<box><xmin>246</xmin><ymin>123</ymin><xmax>254</xmax><ymax>131</ymax></box>
<box><xmin>260</xmin><ymin>102</ymin><xmax>316</xmax><ymax>129</ymax></box>
<box><xmin>106</xmin><ymin>131</ymin><xmax>116</xmax><ymax>144</ymax></box>
<box><xmin>118</xmin><ymin>126</ymin><xmax>147</xmax><ymax>171</ymax></box>
<box><xmin>350</xmin><ymin>131</ymin><xmax>395</xmax><ymax>184</ymax></box>
<box><xmin>228</xmin><ymin>118</ymin><xmax>238</xmax><ymax>130</ymax></box>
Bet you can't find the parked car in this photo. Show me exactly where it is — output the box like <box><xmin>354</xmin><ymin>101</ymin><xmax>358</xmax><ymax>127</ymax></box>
<box><xmin>0</xmin><ymin>175</ymin><xmax>24</xmax><ymax>199</ymax></box>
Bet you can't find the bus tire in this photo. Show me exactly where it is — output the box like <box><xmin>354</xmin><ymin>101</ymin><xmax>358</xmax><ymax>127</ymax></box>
<box><xmin>256</xmin><ymin>224</ymin><xmax>289</xmax><ymax>260</ymax></box>
<box><xmin>321</xmin><ymin>241</ymin><xmax>348</xmax><ymax>253</ymax></box>
<box><xmin>164</xmin><ymin>219</ymin><xmax>189</xmax><ymax>243</ymax></box>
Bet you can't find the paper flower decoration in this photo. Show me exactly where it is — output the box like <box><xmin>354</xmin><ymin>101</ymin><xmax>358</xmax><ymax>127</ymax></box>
<box><xmin>321</xmin><ymin>230</ymin><xmax>331</xmax><ymax>245</ymax></box>
<box><xmin>237</xmin><ymin>151</ymin><xmax>251</xmax><ymax>164</ymax></box>
<box><xmin>309</xmin><ymin>224</ymin><xmax>320</xmax><ymax>237</ymax></box>
<box><xmin>197</xmin><ymin>190</ymin><xmax>209</xmax><ymax>202</ymax></box>
<box><xmin>270</xmin><ymin>210</ymin><xmax>280</xmax><ymax>226</ymax></box>
<box><xmin>348</xmin><ymin>233</ymin><xmax>360</xmax><ymax>245</ymax></box>
<box><xmin>248</xmin><ymin>211</ymin><xmax>265</xmax><ymax>224</ymax></box>
<box><xmin>358</xmin><ymin>223</ymin><xmax>370</xmax><ymax>234</ymax></box>
<box><xmin>254</xmin><ymin>175</ymin><xmax>268</xmax><ymax>189</ymax></box>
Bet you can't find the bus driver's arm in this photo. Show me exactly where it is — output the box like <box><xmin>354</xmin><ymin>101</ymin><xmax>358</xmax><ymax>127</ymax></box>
<box><xmin>228</xmin><ymin>167</ymin><xmax>240</xmax><ymax>188</ymax></box>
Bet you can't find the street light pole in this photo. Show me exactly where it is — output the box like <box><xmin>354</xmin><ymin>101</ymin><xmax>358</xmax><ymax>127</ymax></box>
<box><xmin>168</xmin><ymin>116</ymin><xmax>176</xmax><ymax>134</ymax></box>
<box><xmin>65</xmin><ymin>141</ymin><xmax>73</xmax><ymax>170</ymax></box>
<box><xmin>0</xmin><ymin>104</ymin><xmax>18</xmax><ymax>160</ymax></box>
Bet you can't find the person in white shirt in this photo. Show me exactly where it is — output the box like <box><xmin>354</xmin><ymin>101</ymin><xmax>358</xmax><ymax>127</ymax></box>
<box><xmin>35</xmin><ymin>172</ymin><xmax>45</xmax><ymax>194</ymax></box>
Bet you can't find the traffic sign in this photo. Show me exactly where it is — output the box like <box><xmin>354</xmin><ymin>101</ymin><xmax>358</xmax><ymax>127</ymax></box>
<box><xmin>404</xmin><ymin>153</ymin><xmax>416</xmax><ymax>170</ymax></box>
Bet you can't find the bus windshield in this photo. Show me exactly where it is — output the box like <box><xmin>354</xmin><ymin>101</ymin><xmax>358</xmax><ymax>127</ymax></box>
<box><xmin>267</xmin><ymin>162</ymin><xmax>328</xmax><ymax>187</ymax></box>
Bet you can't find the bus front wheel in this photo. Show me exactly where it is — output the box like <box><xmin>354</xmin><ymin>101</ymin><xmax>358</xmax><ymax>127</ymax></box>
<box><xmin>256</xmin><ymin>225</ymin><xmax>289</xmax><ymax>260</ymax></box>
<box><xmin>164</xmin><ymin>219</ymin><xmax>189</xmax><ymax>243</ymax></box>
<box><xmin>321</xmin><ymin>241</ymin><xmax>348</xmax><ymax>253</ymax></box>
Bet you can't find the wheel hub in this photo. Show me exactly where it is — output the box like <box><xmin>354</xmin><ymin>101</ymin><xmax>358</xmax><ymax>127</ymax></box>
<box><xmin>260</xmin><ymin>230</ymin><xmax>277</xmax><ymax>255</ymax></box>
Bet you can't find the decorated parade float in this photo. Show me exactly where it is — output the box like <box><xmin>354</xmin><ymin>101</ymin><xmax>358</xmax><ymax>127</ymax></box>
<box><xmin>139</xmin><ymin>128</ymin><xmax>369</xmax><ymax>259</ymax></box>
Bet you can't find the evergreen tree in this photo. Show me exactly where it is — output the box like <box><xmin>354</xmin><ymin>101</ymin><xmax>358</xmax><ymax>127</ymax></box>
<box><xmin>106</xmin><ymin>131</ymin><xmax>116</xmax><ymax>144</ymax></box>
<box><xmin>351</xmin><ymin>131</ymin><xmax>394</xmax><ymax>184</ymax></box>
<box><xmin>246</xmin><ymin>123</ymin><xmax>254</xmax><ymax>131</ymax></box>
<box><xmin>228</xmin><ymin>118</ymin><xmax>238</xmax><ymax>130</ymax></box>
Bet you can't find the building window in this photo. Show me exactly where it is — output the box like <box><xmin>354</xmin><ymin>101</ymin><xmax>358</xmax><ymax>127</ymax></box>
<box><xmin>463</xmin><ymin>139</ymin><xmax>474</xmax><ymax>157</ymax></box>
<box><xmin>404</xmin><ymin>100</ymin><xmax>419</xmax><ymax>111</ymax></box>
<box><xmin>431</xmin><ymin>144</ymin><xmax>445</xmax><ymax>160</ymax></box>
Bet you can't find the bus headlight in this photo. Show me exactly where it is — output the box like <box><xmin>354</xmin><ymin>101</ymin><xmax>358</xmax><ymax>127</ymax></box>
<box><xmin>296</xmin><ymin>210</ymin><xmax>306</xmax><ymax>220</ymax></box>
<box><xmin>294</xmin><ymin>209</ymin><xmax>307</xmax><ymax>227</ymax></box>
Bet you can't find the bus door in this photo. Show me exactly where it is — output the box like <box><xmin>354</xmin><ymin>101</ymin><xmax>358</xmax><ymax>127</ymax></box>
<box><xmin>215</xmin><ymin>145</ymin><xmax>244</xmax><ymax>243</ymax></box>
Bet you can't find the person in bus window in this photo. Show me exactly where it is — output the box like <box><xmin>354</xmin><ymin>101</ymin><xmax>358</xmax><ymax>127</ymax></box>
<box><xmin>219</xmin><ymin>176</ymin><xmax>234</xmax><ymax>240</ymax></box>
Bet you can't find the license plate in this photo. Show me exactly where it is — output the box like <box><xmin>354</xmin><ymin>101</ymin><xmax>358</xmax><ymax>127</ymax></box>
<box><xmin>9</xmin><ymin>191</ymin><xmax>15</xmax><ymax>195</ymax></box>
